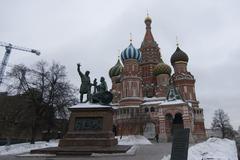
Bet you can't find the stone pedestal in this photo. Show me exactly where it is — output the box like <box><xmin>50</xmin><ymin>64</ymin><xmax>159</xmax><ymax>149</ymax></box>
<box><xmin>59</xmin><ymin>104</ymin><xmax>117</xmax><ymax>147</ymax></box>
<box><xmin>31</xmin><ymin>103</ymin><xmax>130</xmax><ymax>155</ymax></box>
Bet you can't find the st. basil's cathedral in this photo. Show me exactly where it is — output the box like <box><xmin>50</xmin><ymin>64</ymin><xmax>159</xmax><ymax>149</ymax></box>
<box><xmin>108</xmin><ymin>15</ymin><xmax>206</xmax><ymax>142</ymax></box>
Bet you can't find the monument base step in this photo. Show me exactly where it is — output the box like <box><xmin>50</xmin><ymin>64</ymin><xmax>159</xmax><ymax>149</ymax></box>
<box><xmin>58</xmin><ymin>138</ymin><xmax>117</xmax><ymax>147</ymax></box>
<box><xmin>31</xmin><ymin>145</ymin><xmax>131</xmax><ymax>156</ymax></box>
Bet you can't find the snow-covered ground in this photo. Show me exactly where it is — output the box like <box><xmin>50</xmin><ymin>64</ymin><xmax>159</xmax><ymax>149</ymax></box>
<box><xmin>2</xmin><ymin>137</ymin><xmax>236</xmax><ymax>159</ymax></box>
<box><xmin>0</xmin><ymin>140</ymin><xmax>58</xmax><ymax>155</ymax></box>
<box><xmin>0</xmin><ymin>135</ymin><xmax>151</xmax><ymax>155</ymax></box>
<box><xmin>162</xmin><ymin>138</ymin><xmax>238</xmax><ymax>160</ymax></box>
<box><xmin>116</xmin><ymin>135</ymin><xmax>152</xmax><ymax>145</ymax></box>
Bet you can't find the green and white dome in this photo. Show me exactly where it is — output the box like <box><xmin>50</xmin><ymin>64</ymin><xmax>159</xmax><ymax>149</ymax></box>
<box><xmin>109</xmin><ymin>59</ymin><xmax>123</xmax><ymax>78</ymax></box>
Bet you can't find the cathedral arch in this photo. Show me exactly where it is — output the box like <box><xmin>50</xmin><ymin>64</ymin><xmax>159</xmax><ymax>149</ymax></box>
<box><xmin>150</xmin><ymin>107</ymin><xmax>155</xmax><ymax>112</ymax></box>
<box><xmin>172</xmin><ymin>112</ymin><xmax>184</xmax><ymax>130</ymax></box>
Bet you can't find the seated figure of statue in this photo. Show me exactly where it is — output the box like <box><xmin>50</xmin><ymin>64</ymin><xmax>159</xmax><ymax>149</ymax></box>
<box><xmin>96</xmin><ymin>77</ymin><xmax>108</xmax><ymax>93</ymax></box>
<box><xmin>92</xmin><ymin>77</ymin><xmax>112</xmax><ymax>105</ymax></box>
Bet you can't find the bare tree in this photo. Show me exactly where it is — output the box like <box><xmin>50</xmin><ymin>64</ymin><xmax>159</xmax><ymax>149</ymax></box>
<box><xmin>6</xmin><ymin>61</ymin><xmax>78</xmax><ymax>143</ymax></box>
<box><xmin>211</xmin><ymin>109</ymin><xmax>234</xmax><ymax>139</ymax></box>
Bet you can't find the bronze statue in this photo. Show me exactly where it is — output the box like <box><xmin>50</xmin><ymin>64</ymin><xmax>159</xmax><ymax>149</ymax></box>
<box><xmin>92</xmin><ymin>77</ymin><xmax>112</xmax><ymax>105</ymax></box>
<box><xmin>77</xmin><ymin>63</ymin><xmax>91</xmax><ymax>103</ymax></box>
<box><xmin>77</xmin><ymin>63</ymin><xmax>113</xmax><ymax>105</ymax></box>
<box><xmin>96</xmin><ymin>77</ymin><xmax>108</xmax><ymax>93</ymax></box>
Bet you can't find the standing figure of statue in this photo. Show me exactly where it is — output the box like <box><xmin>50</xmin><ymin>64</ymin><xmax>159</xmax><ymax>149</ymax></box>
<box><xmin>77</xmin><ymin>63</ymin><xmax>91</xmax><ymax>103</ymax></box>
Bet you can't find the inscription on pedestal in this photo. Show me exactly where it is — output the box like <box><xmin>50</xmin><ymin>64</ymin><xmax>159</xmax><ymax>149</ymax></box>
<box><xmin>170</xmin><ymin>128</ymin><xmax>190</xmax><ymax>160</ymax></box>
<box><xmin>74</xmin><ymin>117</ymin><xmax>103</xmax><ymax>131</ymax></box>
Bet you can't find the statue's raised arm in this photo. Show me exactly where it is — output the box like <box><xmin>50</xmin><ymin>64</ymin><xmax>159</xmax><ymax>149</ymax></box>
<box><xmin>77</xmin><ymin>63</ymin><xmax>84</xmax><ymax>78</ymax></box>
<box><xmin>77</xmin><ymin>63</ymin><xmax>91</xmax><ymax>103</ymax></box>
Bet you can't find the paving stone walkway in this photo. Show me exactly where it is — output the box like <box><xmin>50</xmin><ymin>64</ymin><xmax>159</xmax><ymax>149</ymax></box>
<box><xmin>0</xmin><ymin>142</ymin><xmax>172</xmax><ymax>160</ymax></box>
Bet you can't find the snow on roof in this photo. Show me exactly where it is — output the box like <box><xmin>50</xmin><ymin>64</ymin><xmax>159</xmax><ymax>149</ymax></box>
<box><xmin>113</xmin><ymin>105</ymin><xmax>140</xmax><ymax>109</ymax></box>
<box><xmin>141</xmin><ymin>97</ymin><xmax>166</xmax><ymax>105</ymax></box>
<box><xmin>142</xmin><ymin>99</ymin><xmax>185</xmax><ymax>106</ymax></box>
<box><xmin>144</xmin><ymin>97</ymin><xmax>166</xmax><ymax>101</ymax></box>
<box><xmin>69</xmin><ymin>103</ymin><xmax>112</xmax><ymax>109</ymax></box>
<box><xmin>142</xmin><ymin>101</ymin><xmax>161</xmax><ymax>105</ymax></box>
<box><xmin>160</xmin><ymin>99</ymin><xmax>186</xmax><ymax>106</ymax></box>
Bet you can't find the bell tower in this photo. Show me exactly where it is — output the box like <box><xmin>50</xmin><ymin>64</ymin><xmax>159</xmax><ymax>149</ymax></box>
<box><xmin>140</xmin><ymin>14</ymin><xmax>161</xmax><ymax>97</ymax></box>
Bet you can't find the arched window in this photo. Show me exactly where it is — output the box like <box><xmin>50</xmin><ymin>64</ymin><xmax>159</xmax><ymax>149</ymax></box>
<box><xmin>144</xmin><ymin>107</ymin><xmax>149</xmax><ymax>113</ymax></box>
<box><xmin>165</xmin><ymin>113</ymin><xmax>173</xmax><ymax>121</ymax></box>
<box><xmin>150</xmin><ymin>107</ymin><xmax>155</xmax><ymax>112</ymax></box>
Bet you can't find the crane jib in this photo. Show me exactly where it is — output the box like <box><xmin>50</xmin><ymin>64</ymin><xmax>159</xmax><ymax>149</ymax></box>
<box><xmin>0</xmin><ymin>41</ymin><xmax>41</xmax><ymax>87</ymax></box>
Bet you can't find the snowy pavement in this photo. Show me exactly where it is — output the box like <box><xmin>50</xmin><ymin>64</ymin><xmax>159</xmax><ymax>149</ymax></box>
<box><xmin>0</xmin><ymin>135</ymin><xmax>151</xmax><ymax>156</ymax></box>
<box><xmin>116</xmin><ymin>135</ymin><xmax>152</xmax><ymax>145</ymax></box>
<box><xmin>0</xmin><ymin>140</ymin><xmax>58</xmax><ymax>155</ymax></box>
<box><xmin>0</xmin><ymin>137</ymin><xmax>238</xmax><ymax>160</ymax></box>
<box><xmin>0</xmin><ymin>142</ymin><xmax>172</xmax><ymax>160</ymax></box>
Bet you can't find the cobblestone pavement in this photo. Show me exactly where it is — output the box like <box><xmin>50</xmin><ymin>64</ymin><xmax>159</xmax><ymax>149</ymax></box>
<box><xmin>0</xmin><ymin>142</ymin><xmax>172</xmax><ymax>160</ymax></box>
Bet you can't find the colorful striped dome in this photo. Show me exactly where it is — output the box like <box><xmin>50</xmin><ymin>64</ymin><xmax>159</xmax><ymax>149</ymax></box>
<box><xmin>109</xmin><ymin>59</ymin><xmax>123</xmax><ymax>78</ymax></box>
<box><xmin>154</xmin><ymin>59</ymin><xmax>172</xmax><ymax>76</ymax></box>
<box><xmin>121</xmin><ymin>43</ymin><xmax>142</xmax><ymax>62</ymax></box>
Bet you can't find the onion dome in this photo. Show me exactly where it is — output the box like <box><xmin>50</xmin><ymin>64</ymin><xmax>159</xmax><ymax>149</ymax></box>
<box><xmin>154</xmin><ymin>59</ymin><xmax>172</xmax><ymax>76</ymax></box>
<box><xmin>121</xmin><ymin>43</ymin><xmax>142</xmax><ymax>62</ymax></box>
<box><xmin>144</xmin><ymin>15</ymin><xmax>152</xmax><ymax>24</ymax></box>
<box><xmin>170</xmin><ymin>47</ymin><xmax>189</xmax><ymax>64</ymax></box>
<box><xmin>109</xmin><ymin>59</ymin><xmax>123</xmax><ymax>78</ymax></box>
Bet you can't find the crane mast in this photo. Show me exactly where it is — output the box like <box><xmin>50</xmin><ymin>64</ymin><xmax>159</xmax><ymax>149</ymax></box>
<box><xmin>0</xmin><ymin>41</ymin><xmax>40</xmax><ymax>87</ymax></box>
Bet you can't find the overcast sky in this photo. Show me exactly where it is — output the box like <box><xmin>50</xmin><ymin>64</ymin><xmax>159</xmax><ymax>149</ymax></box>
<box><xmin>0</xmin><ymin>0</ymin><xmax>239</xmax><ymax>129</ymax></box>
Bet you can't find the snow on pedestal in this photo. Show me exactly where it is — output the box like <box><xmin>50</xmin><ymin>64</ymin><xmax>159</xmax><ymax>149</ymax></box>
<box><xmin>69</xmin><ymin>102</ymin><xmax>112</xmax><ymax>109</ymax></box>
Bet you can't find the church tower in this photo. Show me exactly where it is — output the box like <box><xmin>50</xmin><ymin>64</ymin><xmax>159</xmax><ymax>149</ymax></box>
<box><xmin>170</xmin><ymin>45</ymin><xmax>206</xmax><ymax>140</ymax></box>
<box><xmin>109</xmin><ymin>57</ymin><xmax>123</xmax><ymax>104</ymax></box>
<box><xmin>170</xmin><ymin>46</ymin><xmax>198</xmax><ymax>106</ymax></box>
<box><xmin>140</xmin><ymin>15</ymin><xmax>161</xmax><ymax>97</ymax></box>
<box><xmin>153</xmin><ymin>58</ymin><xmax>172</xmax><ymax>97</ymax></box>
<box><xmin>119</xmin><ymin>42</ymin><xmax>143</xmax><ymax>106</ymax></box>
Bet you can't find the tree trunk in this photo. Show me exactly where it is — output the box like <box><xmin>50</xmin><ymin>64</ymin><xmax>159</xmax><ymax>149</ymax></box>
<box><xmin>30</xmin><ymin>124</ymin><xmax>36</xmax><ymax>144</ymax></box>
<box><xmin>6</xmin><ymin>137</ymin><xmax>11</xmax><ymax>146</ymax></box>
<box><xmin>222</xmin><ymin>127</ymin><xmax>225</xmax><ymax>139</ymax></box>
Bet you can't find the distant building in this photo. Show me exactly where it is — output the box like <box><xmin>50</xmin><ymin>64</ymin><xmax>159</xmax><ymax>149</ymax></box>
<box><xmin>109</xmin><ymin>15</ymin><xmax>206</xmax><ymax>142</ymax></box>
